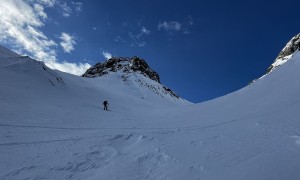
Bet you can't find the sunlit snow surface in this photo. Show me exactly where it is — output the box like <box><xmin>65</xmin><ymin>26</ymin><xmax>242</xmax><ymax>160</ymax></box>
<box><xmin>1</xmin><ymin>45</ymin><xmax>300</xmax><ymax>180</ymax></box>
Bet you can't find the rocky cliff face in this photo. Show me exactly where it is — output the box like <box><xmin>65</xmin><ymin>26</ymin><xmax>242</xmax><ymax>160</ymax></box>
<box><xmin>82</xmin><ymin>56</ymin><xmax>182</xmax><ymax>99</ymax></box>
<box><xmin>266</xmin><ymin>33</ymin><xmax>300</xmax><ymax>74</ymax></box>
<box><xmin>83</xmin><ymin>56</ymin><xmax>160</xmax><ymax>83</ymax></box>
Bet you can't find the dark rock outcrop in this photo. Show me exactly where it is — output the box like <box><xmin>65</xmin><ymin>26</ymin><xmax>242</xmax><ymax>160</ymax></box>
<box><xmin>266</xmin><ymin>33</ymin><xmax>300</xmax><ymax>74</ymax></box>
<box><xmin>277</xmin><ymin>33</ymin><xmax>300</xmax><ymax>59</ymax></box>
<box><xmin>82</xmin><ymin>56</ymin><xmax>160</xmax><ymax>83</ymax></box>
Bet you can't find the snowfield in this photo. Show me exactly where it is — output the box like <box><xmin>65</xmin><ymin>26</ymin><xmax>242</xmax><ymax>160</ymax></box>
<box><xmin>1</xmin><ymin>45</ymin><xmax>300</xmax><ymax>180</ymax></box>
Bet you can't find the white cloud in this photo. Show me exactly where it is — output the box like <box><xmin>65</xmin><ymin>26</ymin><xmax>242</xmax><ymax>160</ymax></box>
<box><xmin>34</xmin><ymin>3</ymin><xmax>47</xmax><ymax>19</ymax></box>
<box><xmin>59</xmin><ymin>32</ymin><xmax>76</xmax><ymax>53</ymax></box>
<box><xmin>37</xmin><ymin>0</ymin><xmax>82</xmax><ymax>17</ymax></box>
<box><xmin>0</xmin><ymin>0</ymin><xmax>90</xmax><ymax>76</ymax></box>
<box><xmin>36</xmin><ymin>0</ymin><xmax>57</xmax><ymax>7</ymax></box>
<box><xmin>0</xmin><ymin>0</ymin><xmax>57</xmax><ymax>61</ymax></box>
<box><xmin>158</xmin><ymin>17</ymin><xmax>194</xmax><ymax>35</ymax></box>
<box><xmin>114</xmin><ymin>35</ymin><xmax>127</xmax><ymax>43</ymax></box>
<box><xmin>45</xmin><ymin>61</ymin><xmax>91</xmax><ymax>76</ymax></box>
<box><xmin>72</xmin><ymin>1</ymin><xmax>83</xmax><ymax>14</ymax></box>
<box><xmin>128</xmin><ymin>32</ymin><xmax>146</xmax><ymax>47</ymax></box>
<box><xmin>58</xmin><ymin>2</ymin><xmax>72</xmax><ymax>17</ymax></box>
<box><xmin>188</xmin><ymin>15</ymin><xmax>194</xmax><ymax>26</ymax></box>
<box><xmin>115</xmin><ymin>25</ymin><xmax>151</xmax><ymax>47</ymax></box>
<box><xmin>102</xmin><ymin>51</ymin><xmax>112</xmax><ymax>59</ymax></box>
<box><xmin>141</xmin><ymin>26</ymin><xmax>151</xmax><ymax>35</ymax></box>
<box><xmin>158</xmin><ymin>21</ymin><xmax>182</xmax><ymax>31</ymax></box>
<box><xmin>128</xmin><ymin>26</ymin><xmax>151</xmax><ymax>47</ymax></box>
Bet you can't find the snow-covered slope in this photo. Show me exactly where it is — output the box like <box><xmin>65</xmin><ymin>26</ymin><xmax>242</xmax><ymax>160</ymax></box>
<box><xmin>1</xmin><ymin>42</ymin><xmax>300</xmax><ymax>180</ymax></box>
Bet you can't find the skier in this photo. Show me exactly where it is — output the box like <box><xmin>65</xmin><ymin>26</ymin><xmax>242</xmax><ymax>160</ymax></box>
<box><xmin>103</xmin><ymin>100</ymin><xmax>109</xmax><ymax>110</ymax></box>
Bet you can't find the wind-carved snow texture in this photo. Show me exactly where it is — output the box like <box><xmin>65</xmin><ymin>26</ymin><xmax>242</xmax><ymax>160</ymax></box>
<box><xmin>45</xmin><ymin>134</ymin><xmax>179</xmax><ymax>179</ymax></box>
<box><xmin>2</xmin><ymin>33</ymin><xmax>300</xmax><ymax>180</ymax></box>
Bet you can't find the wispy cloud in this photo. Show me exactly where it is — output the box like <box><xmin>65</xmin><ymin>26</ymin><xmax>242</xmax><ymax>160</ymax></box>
<box><xmin>158</xmin><ymin>16</ymin><xmax>194</xmax><ymax>35</ymax></box>
<box><xmin>59</xmin><ymin>32</ymin><xmax>76</xmax><ymax>53</ymax></box>
<box><xmin>158</xmin><ymin>21</ymin><xmax>182</xmax><ymax>32</ymax></box>
<box><xmin>128</xmin><ymin>32</ymin><xmax>146</xmax><ymax>47</ymax></box>
<box><xmin>34</xmin><ymin>3</ymin><xmax>48</xmax><ymax>19</ymax></box>
<box><xmin>58</xmin><ymin>2</ymin><xmax>72</xmax><ymax>17</ymax></box>
<box><xmin>141</xmin><ymin>26</ymin><xmax>151</xmax><ymax>35</ymax></box>
<box><xmin>114</xmin><ymin>36</ymin><xmax>128</xmax><ymax>44</ymax></box>
<box><xmin>0</xmin><ymin>0</ymin><xmax>90</xmax><ymax>76</ymax></box>
<box><xmin>130</xmin><ymin>26</ymin><xmax>151</xmax><ymax>47</ymax></box>
<box><xmin>188</xmin><ymin>15</ymin><xmax>194</xmax><ymax>26</ymax></box>
<box><xmin>36</xmin><ymin>0</ymin><xmax>57</xmax><ymax>7</ymax></box>
<box><xmin>102</xmin><ymin>51</ymin><xmax>112</xmax><ymax>59</ymax></box>
<box><xmin>116</xmin><ymin>25</ymin><xmax>151</xmax><ymax>47</ymax></box>
<box><xmin>37</xmin><ymin>0</ymin><xmax>83</xmax><ymax>17</ymax></box>
<box><xmin>56</xmin><ymin>1</ymin><xmax>83</xmax><ymax>17</ymax></box>
<box><xmin>72</xmin><ymin>1</ymin><xmax>83</xmax><ymax>15</ymax></box>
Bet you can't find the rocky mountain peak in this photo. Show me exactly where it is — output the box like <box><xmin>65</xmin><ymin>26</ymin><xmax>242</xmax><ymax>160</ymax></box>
<box><xmin>82</xmin><ymin>56</ymin><xmax>160</xmax><ymax>83</ymax></box>
<box><xmin>82</xmin><ymin>56</ymin><xmax>182</xmax><ymax>100</ymax></box>
<box><xmin>266</xmin><ymin>33</ymin><xmax>300</xmax><ymax>74</ymax></box>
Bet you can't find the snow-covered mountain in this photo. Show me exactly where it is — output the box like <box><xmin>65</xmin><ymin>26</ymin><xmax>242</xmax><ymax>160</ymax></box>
<box><xmin>1</xmin><ymin>35</ymin><xmax>300</xmax><ymax>180</ymax></box>
<box><xmin>82</xmin><ymin>56</ymin><xmax>185</xmax><ymax>103</ymax></box>
<box><xmin>266</xmin><ymin>33</ymin><xmax>300</xmax><ymax>74</ymax></box>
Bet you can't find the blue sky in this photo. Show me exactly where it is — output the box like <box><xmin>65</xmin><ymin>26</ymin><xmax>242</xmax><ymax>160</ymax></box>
<box><xmin>1</xmin><ymin>0</ymin><xmax>300</xmax><ymax>103</ymax></box>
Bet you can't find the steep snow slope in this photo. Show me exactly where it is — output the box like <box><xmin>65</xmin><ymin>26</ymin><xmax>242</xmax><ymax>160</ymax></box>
<box><xmin>1</xmin><ymin>44</ymin><xmax>300</xmax><ymax>180</ymax></box>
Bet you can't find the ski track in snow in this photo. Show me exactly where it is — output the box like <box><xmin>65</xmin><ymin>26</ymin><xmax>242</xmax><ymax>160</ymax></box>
<box><xmin>0</xmin><ymin>137</ymin><xmax>81</xmax><ymax>146</ymax></box>
<box><xmin>0</xmin><ymin>112</ymin><xmax>250</xmax><ymax>133</ymax></box>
